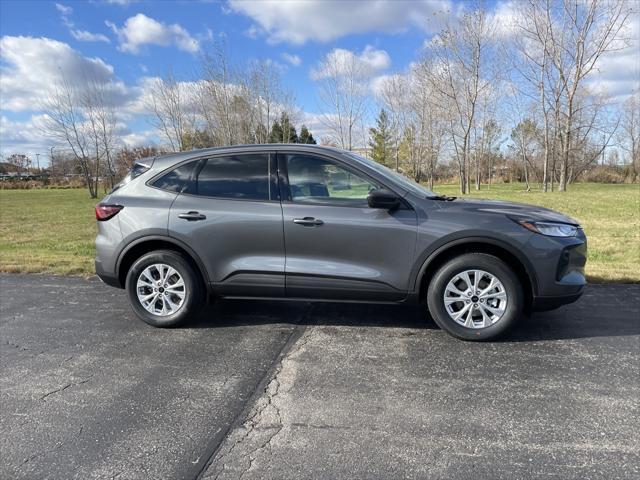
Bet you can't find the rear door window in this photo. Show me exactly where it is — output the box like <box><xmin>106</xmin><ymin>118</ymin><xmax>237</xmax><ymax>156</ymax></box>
<box><xmin>189</xmin><ymin>154</ymin><xmax>276</xmax><ymax>201</ymax></box>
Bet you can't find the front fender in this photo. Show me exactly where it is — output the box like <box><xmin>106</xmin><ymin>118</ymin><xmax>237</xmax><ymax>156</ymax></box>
<box><xmin>409</xmin><ymin>231</ymin><xmax>540</xmax><ymax>296</ymax></box>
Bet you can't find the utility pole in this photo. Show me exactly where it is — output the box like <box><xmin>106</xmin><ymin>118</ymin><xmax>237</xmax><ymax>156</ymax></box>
<box><xmin>50</xmin><ymin>146</ymin><xmax>55</xmax><ymax>177</ymax></box>
<box><xmin>36</xmin><ymin>153</ymin><xmax>41</xmax><ymax>172</ymax></box>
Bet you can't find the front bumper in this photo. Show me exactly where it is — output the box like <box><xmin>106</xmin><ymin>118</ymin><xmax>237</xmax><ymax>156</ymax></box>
<box><xmin>529</xmin><ymin>229</ymin><xmax>587</xmax><ymax>311</ymax></box>
<box><xmin>531</xmin><ymin>288</ymin><xmax>584</xmax><ymax>311</ymax></box>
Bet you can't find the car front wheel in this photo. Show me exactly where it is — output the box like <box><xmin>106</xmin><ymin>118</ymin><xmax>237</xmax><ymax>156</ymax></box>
<box><xmin>427</xmin><ymin>253</ymin><xmax>523</xmax><ymax>341</ymax></box>
<box><xmin>125</xmin><ymin>250</ymin><xmax>204</xmax><ymax>327</ymax></box>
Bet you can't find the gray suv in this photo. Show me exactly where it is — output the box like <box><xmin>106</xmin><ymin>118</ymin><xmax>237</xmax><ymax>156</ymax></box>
<box><xmin>95</xmin><ymin>145</ymin><xmax>586</xmax><ymax>341</ymax></box>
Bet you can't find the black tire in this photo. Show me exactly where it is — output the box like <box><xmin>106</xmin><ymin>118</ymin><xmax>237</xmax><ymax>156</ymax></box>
<box><xmin>427</xmin><ymin>253</ymin><xmax>523</xmax><ymax>341</ymax></box>
<box><xmin>125</xmin><ymin>250</ymin><xmax>204</xmax><ymax>327</ymax></box>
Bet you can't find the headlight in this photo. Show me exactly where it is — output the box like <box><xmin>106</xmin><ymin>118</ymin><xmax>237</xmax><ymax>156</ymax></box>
<box><xmin>518</xmin><ymin>220</ymin><xmax>578</xmax><ymax>237</ymax></box>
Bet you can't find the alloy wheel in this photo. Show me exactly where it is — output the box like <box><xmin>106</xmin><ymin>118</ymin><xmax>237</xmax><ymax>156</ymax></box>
<box><xmin>136</xmin><ymin>263</ymin><xmax>186</xmax><ymax>316</ymax></box>
<box><xmin>443</xmin><ymin>269</ymin><xmax>508</xmax><ymax>329</ymax></box>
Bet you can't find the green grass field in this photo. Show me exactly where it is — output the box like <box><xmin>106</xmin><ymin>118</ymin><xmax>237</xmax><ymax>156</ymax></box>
<box><xmin>1</xmin><ymin>183</ymin><xmax>638</xmax><ymax>282</ymax></box>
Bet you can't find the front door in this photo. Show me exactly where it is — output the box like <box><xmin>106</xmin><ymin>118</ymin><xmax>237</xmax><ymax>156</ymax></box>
<box><xmin>168</xmin><ymin>152</ymin><xmax>285</xmax><ymax>297</ymax></box>
<box><xmin>279</xmin><ymin>152</ymin><xmax>418</xmax><ymax>301</ymax></box>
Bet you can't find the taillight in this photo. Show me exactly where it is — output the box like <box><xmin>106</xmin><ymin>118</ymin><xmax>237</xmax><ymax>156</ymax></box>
<box><xmin>95</xmin><ymin>204</ymin><xmax>123</xmax><ymax>221</ymax></box>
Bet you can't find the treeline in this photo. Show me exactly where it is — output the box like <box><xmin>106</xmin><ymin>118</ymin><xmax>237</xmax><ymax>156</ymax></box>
<box><xmin>40</xmin><ymin>52</ymin><xmax>319</xmax><ymax>197</ymax></box>
<box><xmin>36</xmin><ymin>0</ymin><xmax>638</xmax><ymax>197</ymax></box>
<box><xmin>366</xmin><ymin>0</ymin><xmax>638</xmax><ymax>193</ymax></box>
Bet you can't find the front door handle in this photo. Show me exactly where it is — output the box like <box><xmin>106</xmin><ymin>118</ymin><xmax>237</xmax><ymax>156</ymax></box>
<box><xmin>293</xmin><ymin>217</ymin><xmax>324</xmax><ymax>226</ymax></box>
<box><xmin>178</xmin><ymin>211</ymin><xmax>206</xmax><ymax>221</ymax></box>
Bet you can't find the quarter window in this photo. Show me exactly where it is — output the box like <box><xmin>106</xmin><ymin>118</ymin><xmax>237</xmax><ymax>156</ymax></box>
<box><xmin>285</xmin><ymin>154</ymin><xmax>378</xmax><ymax>207</ymax></box>
<box><xmin>151</xmin><ymin>161</ymin><xmax>197</xmax><ymax>193</ymax></box>
<box><xmin>190</xmin><ymin>154</ymin><xmax>274</xmax><ymax>201</ymax></box>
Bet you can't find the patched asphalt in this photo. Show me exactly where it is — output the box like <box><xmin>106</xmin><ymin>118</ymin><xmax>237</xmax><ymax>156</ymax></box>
<box><xmin>1</xmin><ymin>275</ymin><xmax>639</xmax><ymax>479</ymax></box>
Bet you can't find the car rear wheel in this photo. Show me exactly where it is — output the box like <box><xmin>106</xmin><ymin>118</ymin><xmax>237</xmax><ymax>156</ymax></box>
<box><xmin>125</xmin><ymin>250</ymin><xmax>204</xmax><ymax>327</ymax></box>
<box><xmin>427</xmin><ymin>253</ymin><xmax>523</xmax><ymax>341</ymax></box>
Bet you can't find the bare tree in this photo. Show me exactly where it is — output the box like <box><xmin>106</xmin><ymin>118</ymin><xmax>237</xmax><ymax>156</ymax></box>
<box><xmin>521</xmin><ymin>0</ymin><xmax>631</xmax><ymax>191</ymax></box>
<box><xmin>146</xmin><ymin>70</ymin><xmax>194</xmax><ymax>152</ymax></box>
<box><xmin>43</xmin><ymin>76</ymin><xmax>118</xmax><ymax>198</ymax></box>
<box><xmin>421</xmin><ymin>6</ymin><xmax>496</xmax><ymax>194</ymax></box>
<box><xmin>316</xmin><ymin>52</ymin><xmax>369</xmax><ymax>150</ymax></box>
<box><xmin>619</xmin><ymin>91</ymin><xmax>640</xmax><ymax>181</ymax></box>
<box><xmin>83</xmin><ymin>77</ymin><xmax>118</xmax><ymax>188</ymax></box>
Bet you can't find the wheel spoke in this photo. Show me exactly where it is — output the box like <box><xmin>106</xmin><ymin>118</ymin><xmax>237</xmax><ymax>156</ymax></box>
<box><xmin>479</xmin><ymin>278</ymin><xmax>497</xmax><ymax>296</ymax></box>
<box><xmin>460</xmin><ymin>272</ymin><xmax>473</xmax><ymax>291</ymax></box>
<box><xmin>478</xmin><ymin>304</ymin><xmax>491</xmax><ymax>327</ymax></box>
<box><xmin>451</xmin><ymin>303</ymin><xmax>471</xmax><ymax>321</ymax></box>
<box><xmin>164</xmin><ymin>294</ymin><xmax>179</xmax><ymax>313</ymax></box>
<box><xmin>444</xmin><ymin>297</ymin><xmax>463</xmax><ymax>305</ymax></box>
<box><xmin>464</xmin><ymin>306</ymin><xmax>475</xmax><ymax>327</ymax></box>
<box><xmin>445</xmin><ymin>284</ymin><xmax>466</xmax><ymax>297</ymax></box>
<box><xmin>163</xmin><ymin>266</ymin><xmax>176</xmax><ymax>284</ymax></box>
<box><xmin>143</xmin><ymin>293</ymin><xmax>159</xmax><ymax>312</ymax></box>
<box><xmin>482</xmin><ymin>290</ymin><xmax>507</xmax><ymax>301</ymax></box>
<box><xmin>167</xmin><ymin>289</ymin><xmax>185</xmax><ymax>299</ymax></box>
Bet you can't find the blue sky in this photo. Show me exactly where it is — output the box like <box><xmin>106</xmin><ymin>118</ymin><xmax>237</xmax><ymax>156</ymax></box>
<box><xmin>0</xmin><ymin>0</ymin><xmax>637</xmax><ymax>160</ymax></box>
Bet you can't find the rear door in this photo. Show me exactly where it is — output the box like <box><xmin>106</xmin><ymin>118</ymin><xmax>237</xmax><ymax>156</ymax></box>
<box><xmin>166</xmin><ymin>152</ymin><xmax>285</xmax><ymax>296</ymax></box>
<box><xmin>279</xmin><ymin>151</ymin><xmax>418</xmax><ymax>301</ymax></box>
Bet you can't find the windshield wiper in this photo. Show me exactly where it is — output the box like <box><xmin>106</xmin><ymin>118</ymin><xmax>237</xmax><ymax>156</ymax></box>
<box><xmin>429</xmin><ymin>195</ymin><xmax>457</xmax><ymax>201</ymax></box>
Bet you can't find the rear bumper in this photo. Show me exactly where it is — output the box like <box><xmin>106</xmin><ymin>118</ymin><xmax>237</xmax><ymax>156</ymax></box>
<box><xmin>95</xmin><ymin>258</ymin><xmax>122</xmax><ymax>288</ymax></box>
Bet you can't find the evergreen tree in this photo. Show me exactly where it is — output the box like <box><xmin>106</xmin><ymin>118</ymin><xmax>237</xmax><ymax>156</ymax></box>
<box><xmin>269</xmin><ymin>113</ymin><xmax>298</xmax><ymax>143</ymax></box>
<box><xmin>368</xmin><ymin>109</ymin><xmax>394</xmax><ymax>166</ymax></box>
<box><xmin>269</xmin><ymin>119</ymin><xmax>283</xmax><ymax>143</ymax></box>
<box><xmin>279</xmin><ymin>112</ymin><xmax>298</xmax><ymax>143</ymax></box>
<box><xmin>299</xmin><ymin>125</ymin><xmax>316</xmax><ymax>144</ymax></box>
<box><xmin>181</xmin><ymin>129</ymin><xmax>215</xmax><ymax>150</ymax></box>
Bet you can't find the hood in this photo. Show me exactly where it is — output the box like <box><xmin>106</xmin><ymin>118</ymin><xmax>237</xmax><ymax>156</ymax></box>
<box><xmin>441</xmin><ymin>198</ymin><xmax>580</xmax><ymax>225</ymax></box>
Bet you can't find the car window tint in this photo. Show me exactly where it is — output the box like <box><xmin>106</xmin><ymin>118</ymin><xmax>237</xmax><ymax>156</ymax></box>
<box><xmin>151</xmin><ymin>161</ymin><xmax>196</xmax><ymax>193</ymax></box>
<box><xmin>285</xmin><ymin>154</ymin><xmax>378</xmax><ymax>206</ymax></box>
<box><xmin>191</xmin><ymin>154</ymin><xmax>274</xmax><ymax>200</ymax></box>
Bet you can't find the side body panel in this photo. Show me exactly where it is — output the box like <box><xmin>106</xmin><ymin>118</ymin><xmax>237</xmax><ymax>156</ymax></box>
<box><xmin>168</xmin><ymin>195</ymin><xmax>286</xmax><ymax>296</ymax></box>
<box><xmin>278</xmin><ymin>151</ymin><xmax>418</xmax><ymax>301</ymax></box>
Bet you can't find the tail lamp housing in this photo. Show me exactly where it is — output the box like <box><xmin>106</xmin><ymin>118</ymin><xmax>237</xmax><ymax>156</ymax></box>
<box><xmin>95</xmin><ymin>204</ymin><xmax>123</xmax><ymax>221</ymax></box>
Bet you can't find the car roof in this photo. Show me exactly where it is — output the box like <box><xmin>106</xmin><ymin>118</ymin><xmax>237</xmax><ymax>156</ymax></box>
<box><xmin>152</xmin><ymin>144</ymin><xmax>347</xmax><ymax>167</ymax></box>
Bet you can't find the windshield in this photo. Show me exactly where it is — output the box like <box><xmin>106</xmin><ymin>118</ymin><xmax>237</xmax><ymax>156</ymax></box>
<box><xmin>344</xmin><ymin>152</ymin><xmax>437</xmax><ymax>198</ymax></box>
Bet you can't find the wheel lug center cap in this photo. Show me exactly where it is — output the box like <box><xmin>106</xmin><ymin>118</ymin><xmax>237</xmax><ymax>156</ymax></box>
<box><xmin>471</xmin><ymin>295</ymin><xmax>479</xmax><ymax>303</ymax></box>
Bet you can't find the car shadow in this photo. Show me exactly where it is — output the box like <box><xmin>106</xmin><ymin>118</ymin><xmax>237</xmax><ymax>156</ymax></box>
<box><xmin>186</xmin><ymin>297</ymin><xmax>640</xmax><ymax>342</ymax></box>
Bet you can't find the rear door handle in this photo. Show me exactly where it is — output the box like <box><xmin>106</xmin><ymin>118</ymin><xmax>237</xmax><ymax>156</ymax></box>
<box><xmin>178</xmin><ymin>211</ymin><xmax>206</xmax><ymax>221</ymax></box>
<box><xmin>293</xmin><ymin>217</ymin><xmax>324</xmax><ymax>226</ymax></box>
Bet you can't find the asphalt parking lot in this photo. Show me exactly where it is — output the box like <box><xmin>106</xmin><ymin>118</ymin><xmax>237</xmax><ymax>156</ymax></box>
<box><xmin>1</xmin><ymin>274</ymin><xmax>639</xmax><ymax>480</ymax></box>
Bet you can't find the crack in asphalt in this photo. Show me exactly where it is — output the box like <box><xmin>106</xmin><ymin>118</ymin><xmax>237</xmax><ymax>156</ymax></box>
<box><xmin>237</xmin><ymin>327</ymin><xmax>316</xmax><ymax>479</ymax></box>
<box><xmin>40</xmin><ymin>374</ymin><xmax>94</xmax><ymax>401</ymax></box>
<box><xmin>197</xmin><ymin>304</ymin><xmax>315</xmax><ymax>480</ymax></box>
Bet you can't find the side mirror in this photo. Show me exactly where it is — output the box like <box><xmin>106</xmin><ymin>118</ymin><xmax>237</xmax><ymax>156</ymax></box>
<box><xmin>367</xmin><ymin>188</ymin><xmax>400</xmax><ymax>210</ymax></box>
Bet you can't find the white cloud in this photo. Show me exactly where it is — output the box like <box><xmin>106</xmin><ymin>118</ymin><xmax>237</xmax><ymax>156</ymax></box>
<box><xmin>228</xmin><ymin>0</ymin><xmax>450</xmax><ymax>44</ymax></box>
<box><xmin>70</xmin><ymin>29</ymin><xmax>110</xmax><ymax>43</ymax></box>
<box><xmin>281</xmin><ymin>52</ymin><xmax>301</xmax><ymax>66</ymax></box>
<box><xmin>121</xmin><ymin>129</ymin><xmax>159</xmax><ymax>148</ymax></box>
<box><xmin>311</xmin><ymin>46</ymin><xmax>391</xmax><ymax>80</ymax></box>
<box><xmin>0</xmin><ymin>115</ymin><xmax>53</xmax><ymax>157</ymax></box>
<box><xmin>106</xmin><ymin>14</ymin><xmax>199</xmax><ymax>54</ymax></box>
<box><xmin>0</xmin><ymin>36</ymin><xmax>131</xmax><ymax>112</ymax></box>
<box><xmin>55</xmin><ymin>3</ymin><xmax>72</xmax><ymax>15</ymax></box>
<box><xmin>588</xmin><ymin>9</ymin><xmax>640</xmax><ymax>102</ymax></box>
<box><xmin>300</xmin><ymin>111</ymin><xmax>336</xmax><ymax>142</ymax></box>
<box><xmin>56</xmin><ymin>3</ymin><xmax>111</xmax><ymax>43</ymax></box>
<box><xmin>490</xmin><ymin>1</ymin><xmax>522</xmax><ymax>39</ymax></box>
